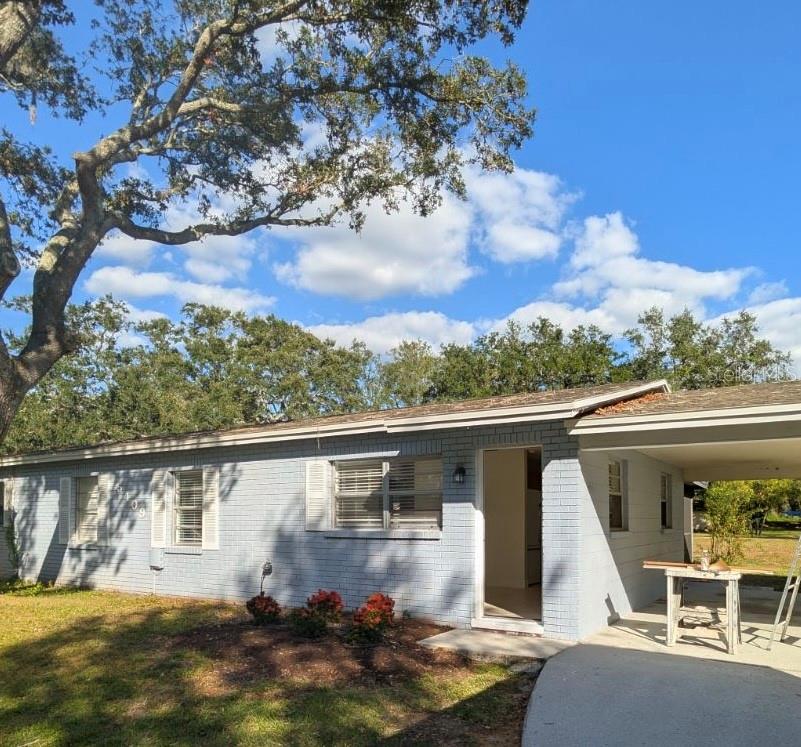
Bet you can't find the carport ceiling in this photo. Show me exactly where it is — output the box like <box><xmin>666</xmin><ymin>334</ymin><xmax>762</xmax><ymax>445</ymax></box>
<box><xmin>634</xmin><ymin>439</ymin><xmax>801</xmax><ymax>481</ymax></box>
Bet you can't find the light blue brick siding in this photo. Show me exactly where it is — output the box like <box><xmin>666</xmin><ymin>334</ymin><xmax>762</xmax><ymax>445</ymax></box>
<box><xmin>0</xmin><ymin>421</ymin><xmax>580</xmax><ymax>636</ymax></box>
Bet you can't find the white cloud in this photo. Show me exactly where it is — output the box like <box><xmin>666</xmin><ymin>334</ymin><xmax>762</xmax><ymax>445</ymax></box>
<box><xmin>748</xmin><ymin>280</ymin><xmax>788</xmax><ymax>305</ymax></box>
<box><xmin>467</xmin><ymin>168</ymin><xmax>576</xmax><ymax>263</ymax></box>
<box><xmin>308</xmin><ymin>311</ymin><xmax>476</xmax><ymax>354</ymax></box>
<box><xmin>512</xmin><ymin>211</ymin><xmax>756</xmax><ymax>333</ymax></box>
<box><xmin>84</xmin><ymin>266</ymin><xmax>275</xmax><ymax>313</ymax></box>
<box><xmin>96</xmin><ymin>231</ymin><xmax>158</xmax><ymax>267</ymax></box>
<box><xmin>275</xmin><ymin>193</ymin><xmax>475</xmax><ymax>300</ymax></box>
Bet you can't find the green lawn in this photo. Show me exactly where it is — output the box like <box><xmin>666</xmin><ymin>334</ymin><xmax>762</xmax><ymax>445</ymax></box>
<box><xmin>694</xmin><ymin>524</ymin><xmax>801</xmax><ymax>582</ymax></box>
<box><xmin>0</xmin><ymin>582</ymin><xmax>533</xmax><ymax>746</ymax></box>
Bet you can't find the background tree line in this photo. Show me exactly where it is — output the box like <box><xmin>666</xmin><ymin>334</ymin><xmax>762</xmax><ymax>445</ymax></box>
<box><xmin>1</xmin><ymin>297</ymin><xmax>793</xmax><ymax>454</ymax></box>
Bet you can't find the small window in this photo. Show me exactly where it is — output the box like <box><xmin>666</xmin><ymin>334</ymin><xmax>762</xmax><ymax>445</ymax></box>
<box><xmin>660</xmin><ymin>473</ymin><xmax>673</xmax><ymax>529</ymax></box>
<box><xmin>335</xmin><ymin>458</ymin><xmax>443</xmax><ymax>530</ymax></box>
<box><xmin>76</xmin><ymin>476</ymin><xmax>99</xmax><ymax>544</ymax></box>
<box><xmin>174</xmin><ymin>470</ymin><xmax>203</xmax><ymax>546</ymax></box>
<box><xmin>608</xmin><ymin>460</ymin><xmax>627</xmax><ymax>531</ymax></box>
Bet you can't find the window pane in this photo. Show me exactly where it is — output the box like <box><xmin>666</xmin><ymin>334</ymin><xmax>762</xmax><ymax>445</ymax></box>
<box><xmin>335</xmin><ymin>461</ymin><xmax>383</xmax><ymax>529</ymax></box>
<box><xmin>388</xmin><ymin>459</ymin><xmax>442</xmax><ymax>529</ymax></box>
<box><xmin>175</xmin><ymin>470</ymin><xmax>203</xmax><ymax>545</ymax></box>
<box><xmin>76</xmin><ymin>476</ymin><xmax>99</xmax><ymax>544</ymax></box>
<box><xmin>609</xmin><ymin>494</ymin><xmax>623</xmax><ymax>530</ymax></box>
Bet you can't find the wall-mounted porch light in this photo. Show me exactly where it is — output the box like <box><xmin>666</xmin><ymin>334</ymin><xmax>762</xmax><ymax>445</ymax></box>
<box><xmin>452</xmin><ymin>465</ymin><xmax>466</xmax><ymax>485</ymax></box>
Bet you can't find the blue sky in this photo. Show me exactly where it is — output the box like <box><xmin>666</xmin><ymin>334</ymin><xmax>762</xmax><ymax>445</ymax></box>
<box><xmin>4</xmin><ymin>1</ymin><xmax>801</xmax><ymax>365</ymax></box>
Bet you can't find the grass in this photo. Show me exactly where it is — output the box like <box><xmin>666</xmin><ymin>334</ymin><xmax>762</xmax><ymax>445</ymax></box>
<box><xmin>694</xmin><ymin>523</ymin><xmax>801</xmax><ymax>583</ymax></box>
<box><xmin>0</xmin><ymin>583</ymin><xmax>533</xmax><ymax>746</ymax></box>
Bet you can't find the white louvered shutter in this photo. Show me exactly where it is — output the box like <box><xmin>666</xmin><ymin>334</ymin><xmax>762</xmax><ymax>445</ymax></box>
<box><xmin>58</xmin><ymin>476</ymin><xmax>73</xmax><ymax>545</ymax></box>
<box><xmin>97</xmin><ymin>473</ymin><xmax>111</xmax><ymax>546</ymax></box>
<box><xmin>151</xmin><ymin>470</ymin><xmax>167</xmax><ymax>548</ymax></box>
<box><xmin>305</xmin><ymin>460</ymin><xmax>332</xmax><ymax>531</ymax></box>
<box><xmin>202</xmin><ymin>466</ymin><xmax>220</xmax><ymax>550</ymax></box>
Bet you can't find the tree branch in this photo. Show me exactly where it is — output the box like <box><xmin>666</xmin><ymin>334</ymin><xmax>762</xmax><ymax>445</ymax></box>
<box><xmin>0</xmin><ymin>196</ymin><xmax>20</xmax><ymax>299</ymax></box>
<box><xmin>113</xmin><ymin>210</ymin><xmax>333</xmax><ymax>245</ymax></box>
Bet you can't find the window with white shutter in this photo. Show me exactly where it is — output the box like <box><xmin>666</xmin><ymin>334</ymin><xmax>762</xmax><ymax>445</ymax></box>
<box><xmin>75</xmin><ymin>476</ymin><xmax>99</xmax><ymax>544</ymax></box>
<box><xmin>174</xmin><ymin>470</ymin><xmax>203</xmax><ymax>546</ymax></box>
<box><xmin>334</xmin><ymin>457</ymin><xmax>443</xmax><ymax>531</ymax></box>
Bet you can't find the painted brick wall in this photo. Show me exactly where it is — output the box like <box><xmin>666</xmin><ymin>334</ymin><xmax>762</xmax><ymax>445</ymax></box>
<box><xmin>577</xmin><ymin>449</ymin><xmax>685</xmax><ymax>638</ymax></box>
<box><xmin>0</xmin><ymin>421</ymin><xmax>582</xmax><ymax>636</ymax></box>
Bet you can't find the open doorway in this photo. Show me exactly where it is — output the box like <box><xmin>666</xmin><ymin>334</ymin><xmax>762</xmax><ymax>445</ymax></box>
<box><xmin>482</xmin><ymin>446</ymin><xmax>542</xmax><ymax>622</ymax></box>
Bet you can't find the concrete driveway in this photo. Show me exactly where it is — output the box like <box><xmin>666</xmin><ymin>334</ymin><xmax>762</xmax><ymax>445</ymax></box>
<box><xmin>523</xmin><ymin>584</ymin><xmax>801</xmax><ymax>746</ymax></box>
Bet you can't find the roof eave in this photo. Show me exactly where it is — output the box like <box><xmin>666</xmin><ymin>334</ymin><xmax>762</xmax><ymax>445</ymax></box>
<box><xmin>0</xmin><ymin>380</ymin><xmax>670</xmax><ymax>467</ymax></box>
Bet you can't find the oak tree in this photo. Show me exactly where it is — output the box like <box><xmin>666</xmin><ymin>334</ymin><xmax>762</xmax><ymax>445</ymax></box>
<box><xmin>0</xmin><ymin>0</ymin><xmax>533</xmax><ymax>441</ymax></box>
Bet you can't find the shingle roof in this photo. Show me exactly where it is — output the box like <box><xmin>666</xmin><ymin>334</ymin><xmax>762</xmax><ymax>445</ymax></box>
<box><xmin>2</xmin><ymin>380</ymin><xmax>664</xmax><ymax>461</ymax></box>
<box><xmin>588</xmin><ymin>379</ymin><xmax>801</xmax><ymax>419</ymax></box>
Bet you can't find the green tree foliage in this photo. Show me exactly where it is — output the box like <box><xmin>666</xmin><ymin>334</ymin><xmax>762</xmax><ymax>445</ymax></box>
<box><xmin>703</xmin><ymin>481</ymin><xmax>753</xmax><ymax>563</ymax></box>
<box><xmin>624</xmin><ymin>308</ymin><xmax>791</xmax><ymax>388</ymax></box>
<box><xmin>4</xmin><ymin>299</ymin><xmax>374</xmax><ymax>453</ymax></box>
<box><xmin>0</xmin><ymin>0</ymin><xmax>534</xmax><ymax>442</ymax></box>
<box><xmin>2</xmin><ymin>300</ymin><xmax>794</xmax><ymax>454</ymax></box>
<box><xmin>430</xmin><ymin>320</ymin><xmax>621</xmax><ymax>400</ymax></box>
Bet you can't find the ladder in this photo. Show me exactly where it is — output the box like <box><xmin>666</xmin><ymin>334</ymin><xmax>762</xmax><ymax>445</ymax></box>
<box><xmin>769</xmin><ymin>532</ymin><xmax>801</xmax><ymax>649</ymax></box>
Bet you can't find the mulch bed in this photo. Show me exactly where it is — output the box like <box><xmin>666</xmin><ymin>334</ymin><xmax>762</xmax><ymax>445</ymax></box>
<box><xmin>173</xmin><ymin>614</ymin><xmax>470</xmax><ymax>691</ymax></box>
<box><xmin>168</xmin><ymin>612</ymin><xmax>539</xmax><ymax>745</ymax></box>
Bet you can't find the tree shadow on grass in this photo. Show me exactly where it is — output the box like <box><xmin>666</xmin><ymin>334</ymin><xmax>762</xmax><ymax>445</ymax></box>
<box><xmin>0</xmin><ymin>594</ymin><xmax>532</xmax><ymax>747</ymax></box>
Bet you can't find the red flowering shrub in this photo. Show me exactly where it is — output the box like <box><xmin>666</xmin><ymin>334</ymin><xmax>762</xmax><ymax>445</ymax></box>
<box><xmin>306</xmin><ymin>589</ymin><xmax>344</xmax><ymax>622</ymax></box>
<box><xmin>246</xmin><ymin>593</ymin><xmax>281</xmax><ymax>625</ymax></box>
<box><xmin>288</xmin><ymin>606</ymin><xmax>328</xmax><ymax>638</ymax></box>
<box><xmin>349</xmin><ymin>593</ymin><xmax>395</xmax><ymax>643</ymax></box>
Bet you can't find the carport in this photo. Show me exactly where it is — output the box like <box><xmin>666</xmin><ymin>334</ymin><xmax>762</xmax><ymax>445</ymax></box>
<box><xmin>524</xmin><ymin>381</ymin><xmax>801</xmax><ymax>745</ymax></box>
<box><xmin>572</xmin><ymin>380</ymin><xmax>801</xmax><ymax>482</ymax></box>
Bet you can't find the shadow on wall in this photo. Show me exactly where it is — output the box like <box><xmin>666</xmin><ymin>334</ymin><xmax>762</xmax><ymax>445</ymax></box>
<box><xmin>17</xmin><ymin>462</ymin><xmax>242</xmax><ymax>591</ymax></box>
<box><xmin>231</xmin><ymin>505</ymin><xmax>474</xmax><ymax>623</ymax></box>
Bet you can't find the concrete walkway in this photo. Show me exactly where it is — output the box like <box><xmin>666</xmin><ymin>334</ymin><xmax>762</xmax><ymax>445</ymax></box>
<box><xmin>524</xmin><ymin>584</ymin><xmax>801</xmax><ymax>746</ymax></box>
<box><xmin>420</xmin><ymin>628</ymin><xmax>573</xmax><ymax>662</ymax></box>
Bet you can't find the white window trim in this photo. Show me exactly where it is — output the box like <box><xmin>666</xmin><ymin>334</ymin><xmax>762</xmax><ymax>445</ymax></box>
<box><xmin>172</xmin><ymin>468</ymin><xmax>204</xmax><ymax>548</ymax></box>
<box><xmin>333</xmin><ymin>456</ymin><xmax>443</xmax><ymax>532</ymax></box>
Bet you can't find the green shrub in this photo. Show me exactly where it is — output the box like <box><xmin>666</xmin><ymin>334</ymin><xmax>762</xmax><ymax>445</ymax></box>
<box><xmin>288</xmin><ymin>607</ymin><xmax>327</xmax><ymax>638</ymax></box>
<box><xmin>704</xmin><ymin>481</ymin><xmax>753</xmax><ymax>563</ymax></box>
<box><xmin>245</xmin><ymin>593</ymin><xmax>281</xmax><ymax>625</ymax></box>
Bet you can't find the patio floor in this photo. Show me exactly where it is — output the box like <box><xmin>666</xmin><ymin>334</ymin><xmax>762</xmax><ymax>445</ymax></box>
<box><xmin>524</xmin><ymin>582</ymin><xmax>801</xmax><ymax>746</ymax></box>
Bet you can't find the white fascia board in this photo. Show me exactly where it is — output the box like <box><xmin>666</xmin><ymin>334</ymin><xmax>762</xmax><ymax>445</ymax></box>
<box><xmin>571</xmin><ymin>405</ymin><xmax>801</xmax><ymax>436</ymax></box>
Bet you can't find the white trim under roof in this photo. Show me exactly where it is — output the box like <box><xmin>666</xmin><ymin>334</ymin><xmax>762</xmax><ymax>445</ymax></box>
<box><xmin>0</xmin><ymin>380</ymin><xmax>668</xmax><ymax>467</ymax></box>
<box><xmin>571</xmin><ymin>400</ymin><xmax>801</xmax><ymax>453</ymax></box>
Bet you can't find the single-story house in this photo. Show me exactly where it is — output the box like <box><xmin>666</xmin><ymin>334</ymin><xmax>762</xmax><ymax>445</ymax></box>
<box><xmin>2</xmin><ymin>378</ymin><xmax>801</xmax><ymax>640</ymax></box>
